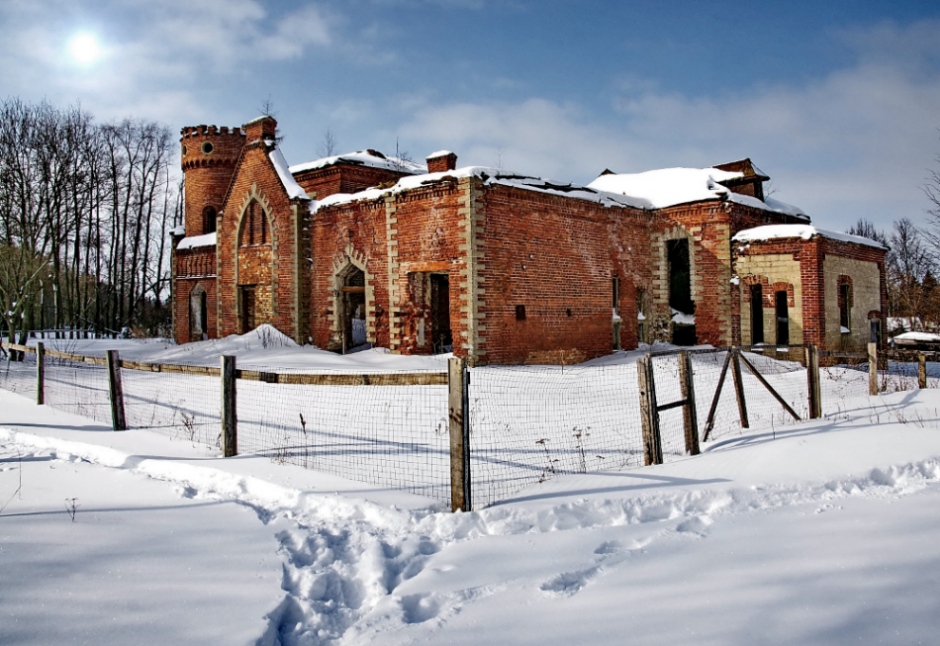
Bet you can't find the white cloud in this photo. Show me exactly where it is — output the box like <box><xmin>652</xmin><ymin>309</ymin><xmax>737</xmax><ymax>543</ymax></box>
<box><xmin>395</xmin><ymin>20</ymin><xmax>940</xmax><ymax>231</ymax></box>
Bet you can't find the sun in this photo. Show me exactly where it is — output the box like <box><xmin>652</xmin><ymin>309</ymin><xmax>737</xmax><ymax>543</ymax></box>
<box><xmin>68</xmin><ymin>33</ymin><xmax>101</xmax><ymax>64</ymax></box>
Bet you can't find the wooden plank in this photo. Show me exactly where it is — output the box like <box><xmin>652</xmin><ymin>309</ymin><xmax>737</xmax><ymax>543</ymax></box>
<box><xmin>221</xmin><ymin>355</ymin><xmax>237</xmax><ymax>458</ymax></box>
<box><xmin>737</xmin><ymin>351</ymin><xmax>801</xmax><ymax>421</ymax></box>
<box><xmin>703</xmin><ymin>351</ymin><xmax>732</xmax><ymax>442</ymax></box>
<box><xmin>730</xmin><ymin>349</ymin><xmax>750</xmax><ymax>429</ymax></box>
<box><xmin>235</xmin><ymin>370</ymin><xmax>447</xmax><ymax>386</ymax></box>
<box><xmin>680</xmin><ymin>351</ymin><xmax>700</xmax><ymax>456</ymax></box>
<box><xmin>448</xmin><ymin>357</ymin><xmax>469</xmax><ymax>512</ymax></box>
<box><xmin>919</xmin><ymin>353</ymin><xmax>927</xmax><ymax>389</ymax></box>
<box><xmin>637</xmin><ymin>356</ymin><xmax>663</xmax><ymax>466</ymax></box>
<box><xmin>106</xmin><ymin>350</ymin><xmax>127</xmax><ymax>431</ymax></box>
<box><xmin>868</xmin><ymin>342</ymin><xmax>878</xmax><ymax>396</ymax></box>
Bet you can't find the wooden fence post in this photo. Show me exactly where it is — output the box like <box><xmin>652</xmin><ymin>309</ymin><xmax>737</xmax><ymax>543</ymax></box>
<box><xmin>868</xmin><ymin>342</ymin><xmax>878</xmax><ymax>396</ymax></box>
<box><xmin>36</xmin><ymin>342</ymin><xmax>44</xmax><ymax>406</ymax></box>
<box><xmin>106</xmin><ymin>350</ymin><xmax>126</xmax><ymax>431</ymax></box>
<box><xmin>221</xmin><ymin>355</ymin><xmax>237</xmax><ymax>457</ymax></box>
<box><xmin>448</xmin><ymin>357</ymin><xmax>471</xmax><ymax>512</ymax></box>
<box><xmin>730</xmin><ymin>349</ymin><xmax>749</xmax><ymax>429</ymax></box>
<box><xmin>679</xmin><ymin>351</ymin><xmax>700</xmax><ymax>455</ymax></box>
<box><xmin>806</xmin><ymin>345</ymin><xmax>821</xmax><ymax>419</ymax></box>
<box><xmin>637</xmin><ymin>356</ymin><xmax>663</xmax><ymax>465</ymax></box>
<box><xmin>918</xmin><ymin>353</ymin><xmax>927</xmax><ymax>389</ymax></box>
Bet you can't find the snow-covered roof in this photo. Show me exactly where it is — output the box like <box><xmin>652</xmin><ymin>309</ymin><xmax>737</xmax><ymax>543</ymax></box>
<box><xmin>290</xmin><ymin>150</ymin><xmax>427</xmax><ymax>176</ymax></box>
<box><xmin>894</xmin><ymin>331</ymin><xmax>940</xmax><ymax>343</ymax></box>
<box><xmin>732</xmin><ymin>225</ymin><xmax>888</xmax><ymax>250</ymax></box>
<box><xmin>311</xmin><ymin>166</ymin><xmax>651</xmax><ymax>213</ymax></box>
<box><xmin>587</xmin><ymin>167</ymin><xmax>808</xmax><ymax>218</ymax></box>
<box><xmin>176</xmin><ymin>232</ymin><xmax>217</xmax><ymax>250</ymax></box>
<box><xmin>269</xmin><ymin>148</ymin><xmax>309</xmax><ymax>200</ymax></box>
<box><xmin>427</xmin><ymin>150</ymin><xmax>454</xmax><ymax>159</ymax></box>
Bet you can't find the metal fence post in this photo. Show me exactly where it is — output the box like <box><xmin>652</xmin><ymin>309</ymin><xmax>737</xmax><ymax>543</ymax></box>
<box><xmin>221</xmin><ymin>355</ymin><xmax>237</xmax><ymax>457</ymax></box>
<box><xmin>36</xmin><ymin>342</ymin><xmax>44</xmax><ymax>406</ymax></box>
<box><xmin>106</xmin><ymin>350</ymin><xmax>126</xmax><ymax>431</ymax></box>
<box><xmin>448</xmin><ymin>357</ymin><xmax>470</xmax><ymax>512</ymax></box>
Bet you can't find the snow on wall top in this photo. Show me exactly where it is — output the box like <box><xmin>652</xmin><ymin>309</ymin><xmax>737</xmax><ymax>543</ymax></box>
<box><xmin>310</xmin><ymin>166</ymin><xmax>652</xmax><ymax>213</ymax></box>
<box><xmin>587</xmin><ymin>167</ymin><xmax>808</xmax><ymax>218</ymax></box>
<box><xmin>269</xmin><ymin>147</ymin><xmax>309</xmax><ymax>200</ymax></box>
<box><xmin>427</xmin><ymin>150</ymin><xmax>454</xmax><ymax>158</ymax></box>
<box><xmin>177</xmin><ymin>231</ymin><xmax>217</xmax><ymax>250</ymax></box>
<box><xmin>732</xmin><ymin>224</ymin><xmax>888</xmax><ymax>250</ymax></box>
<box><xmin>289</xmin><ymin>150</ymin><xmax>427</xmax><ymax>176</ymax></box>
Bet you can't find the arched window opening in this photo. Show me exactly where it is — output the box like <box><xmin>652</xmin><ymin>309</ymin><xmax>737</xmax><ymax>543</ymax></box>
<box><xmin>203</xmin><ymin>206</ymin><xmax>217</xmax><ymax>234</ymax></box>
<box><xmin>240</xmin><ymin>200</ymin><xmax>269</xmax><ymax>246</ymax></box>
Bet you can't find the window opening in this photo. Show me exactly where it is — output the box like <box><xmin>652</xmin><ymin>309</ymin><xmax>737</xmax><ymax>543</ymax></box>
<box><xmin>775</xmin><ymin>290</ymin><xmax>789</xmax><ymax>346</ymax></box>
<box><xmin>839</xmin><ymin>282</ymin><xmax>852</xmax><ymax>332</ymax></box>
<box><xmin>750</xmin><ymin>284</ymin><xmax>764</xmax><ymax>344</ymax></box>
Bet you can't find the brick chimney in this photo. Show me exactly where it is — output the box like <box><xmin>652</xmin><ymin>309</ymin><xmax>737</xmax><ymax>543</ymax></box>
<box><xmin>243</xmin><ymin>115</ymin><xmax>278</xmax><ymax>146</ymax></box>
<box><xmin>426</xmin><ymin>150</ymin><xmax>457</xmax><ymax>173</ymax></box>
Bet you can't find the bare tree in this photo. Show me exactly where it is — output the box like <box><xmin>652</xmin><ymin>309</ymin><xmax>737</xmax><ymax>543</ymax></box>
<box><xmin>888</xmin><ymin>218</ymin><xmax>934</xmax><ymax>330</ymax></box>
<box><xmin>318</xmin><ymin>127</ymin><xmax>338</xmax><ymax>158</ymax></box>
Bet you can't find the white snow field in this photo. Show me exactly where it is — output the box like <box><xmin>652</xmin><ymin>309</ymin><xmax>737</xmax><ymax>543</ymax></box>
<box><xmin>3</xmin><ymin>335</ymin><xmax>940</xmax><ymax>644</ymax></box>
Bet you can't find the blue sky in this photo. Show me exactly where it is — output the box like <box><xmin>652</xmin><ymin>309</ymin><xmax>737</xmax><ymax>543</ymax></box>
<box><xmin>1</xmin><ymin>0</ymin><xmax>939</xmax><ymax>231</ymax></box>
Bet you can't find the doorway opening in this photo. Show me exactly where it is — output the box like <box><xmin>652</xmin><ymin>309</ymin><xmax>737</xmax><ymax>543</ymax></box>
<box><xmin>430</xmin><ymin>273</ymin><xmax>452</xmax><ymax>353</ymax></box>
<box><xmin>667</xmin><ymin>238</ymin><xmax>695</xmax><ymax>345</ymax></box>
<box><xmin>190</xmin><ymin>287</ymin><xmax>208</xmax><ymax>341</ymax></box>
<box><xmin>239</xmin><ymin>285</ymin><xmax>256</xmax><ymax>334</ymax></box>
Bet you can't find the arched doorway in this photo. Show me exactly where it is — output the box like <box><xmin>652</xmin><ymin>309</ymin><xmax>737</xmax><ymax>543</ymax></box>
<box><xmin>340</xmin><ymin>266</ymin><xmax>366</xmax><ymax>353</ymax></box>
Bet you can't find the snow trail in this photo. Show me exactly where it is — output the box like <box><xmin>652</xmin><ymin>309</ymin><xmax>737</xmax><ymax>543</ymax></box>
<box><xmin>4</xmin><ymin>426</ymin><xmax>940</xmax><ymax>644</ymax></box>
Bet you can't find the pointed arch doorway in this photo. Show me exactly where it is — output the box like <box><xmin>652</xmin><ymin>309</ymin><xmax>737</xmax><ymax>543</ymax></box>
<box><xmin>340</xmin><ymin>265</ymin><xmax>367</xmax><ymax>353</ymax></box>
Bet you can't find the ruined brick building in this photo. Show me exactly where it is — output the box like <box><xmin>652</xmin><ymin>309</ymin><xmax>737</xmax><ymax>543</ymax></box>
<box><xmin>172</xmin><ymin>115</ymin><xmax>887</xmax><ymax>365</ymax></box>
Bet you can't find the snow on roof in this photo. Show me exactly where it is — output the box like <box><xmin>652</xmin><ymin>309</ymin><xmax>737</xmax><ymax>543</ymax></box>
<box><xmin>427</xmin><ymin>150</ymin><xmax>454</xmax><ymax>159</ymax></box>
<box><xmin>732</xmin><ymin>225</ymin><xmax>888</xmax><ymax>250</ymax></box>
<box><xmin>587</xmin><ymin>167</ymin><xmax>743</xmax><ymax>208</ymax></box>
<box><xmin>176</xmin><ymin>232</ymin><xmax>217</xmax><ymax>250</ymax></box>
<box><xmin>269</xmin><ymin>147</ymin><xmax>309</xmax><ymax>200</ymax></box>
<box><xmin>310</xmin><ymin>166</ymin><xmax>651</xmax><ymax>213</ymax></box>
<box><xmin>893</xmin><ymin>331</ymin><xmax>940</xmax><ymax>344</ymax></box>
<box><xmin>289</xmin><ymin>150</ymin><xmax>427</xmax><ymax>176</ymax></box>
<box><xmin>587</xmin><ymin>167</ymin><xmax>808</xmax><ymax>218</ymax></box>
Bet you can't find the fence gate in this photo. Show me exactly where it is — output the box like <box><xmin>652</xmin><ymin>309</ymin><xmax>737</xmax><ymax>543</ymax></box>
<box><xmin>637</xmin><ymin>351</ymin><xmax>700</xmax><ymax>465</ymax></box>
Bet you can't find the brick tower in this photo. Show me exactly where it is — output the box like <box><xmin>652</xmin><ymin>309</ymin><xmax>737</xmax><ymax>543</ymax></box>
<box><xmin>179</xmin><ymin>124</ymin><xmax>246</xmax><ymax>237</ymax></box>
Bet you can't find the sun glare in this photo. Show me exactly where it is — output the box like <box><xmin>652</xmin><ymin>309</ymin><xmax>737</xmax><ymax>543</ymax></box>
<box><xmin>68</xmin><ymin>33</ymin><xmax>101</xmax><ymax>64</ymax></box>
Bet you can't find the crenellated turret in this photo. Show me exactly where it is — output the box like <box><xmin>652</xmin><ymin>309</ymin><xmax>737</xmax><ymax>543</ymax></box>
<box><xmin>180</xmin><ymin>124</ymin><xmax>246</xmax><ymax>238</ymax></box>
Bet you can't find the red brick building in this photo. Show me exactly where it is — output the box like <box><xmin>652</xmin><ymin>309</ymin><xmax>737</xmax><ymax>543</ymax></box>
<box><xmin>172</xmin><ymin>116</ymin><xmax>886</xmax><ymax>364</ymax></box>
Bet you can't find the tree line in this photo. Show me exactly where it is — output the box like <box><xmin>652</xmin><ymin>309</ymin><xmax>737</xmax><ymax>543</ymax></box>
<box><xmin>0</xmin><ymin>97</ymin><xmax>179</xmax><ymax>345</ymax></box>
<box><xmin>849</xmin><ymin>162</ymin><xmax>940</xmax><ymax>333</ymax></box>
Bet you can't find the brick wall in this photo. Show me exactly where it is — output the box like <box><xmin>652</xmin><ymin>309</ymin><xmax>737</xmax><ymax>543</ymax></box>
<box><xmin>476</xmin><ymin>183</ymin><xmax>651</xmax><ymax>365</ymax></box>
<box><xmin>215</xmin><ymin>134</ymin><xmax>305</xmax><ymax>342</ymax></box>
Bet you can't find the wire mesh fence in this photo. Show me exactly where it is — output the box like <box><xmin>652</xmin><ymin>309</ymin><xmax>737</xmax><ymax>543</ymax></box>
<box><xmin>4</xmin><ymin>339</ymin><xmax>940</xmax><ymax>509</ymax></box>
<box><xmin>0</xmin><ymin>353</ymin><xmax>37</xmax><ymax>400</ymax></box>
<box><xmin>234</xmin><ymin>366</ymin><xmax>451</xmax><ymax>501</ymax></box>
<box><xmin>44</xmin><ymin>354</ymin><xmax>112</xmax><ymax>423</ymax></box>
<box><xmin>121</xmin><ymin>367</ymin><xmax>221</xmax><ymax>448</ymax></box>
<box><xmin>466</xmin><ymin>363</ymin><xmax>645</xmax><ymax>508</ymax></box>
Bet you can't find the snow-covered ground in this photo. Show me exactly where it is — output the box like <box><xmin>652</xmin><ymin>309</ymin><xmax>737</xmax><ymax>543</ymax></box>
<box><xmin>3</xmin><ymin>336</ymin><xmax>940</xmax><ymax>644</ymax></box>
